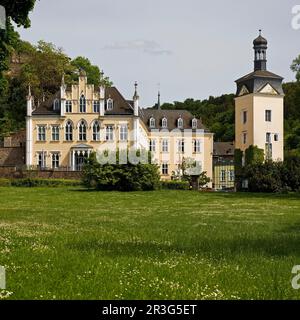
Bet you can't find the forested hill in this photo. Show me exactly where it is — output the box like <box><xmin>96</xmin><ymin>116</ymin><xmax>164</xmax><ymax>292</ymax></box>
<box><xmin>159</xmin><ymin>94</ymin><xmax>235</xmax><ymax>142</ymax></box>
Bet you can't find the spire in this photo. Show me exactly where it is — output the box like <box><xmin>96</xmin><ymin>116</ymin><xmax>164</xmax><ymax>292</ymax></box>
<box><xmin>61</xmin><ymin>73</ymin><xmax>66</xmax><ymax>87</ymax></box>
<box><xmin>253</xmin><ymin>29</ymin><xmax>268</xmax><ymax>71</ymax></box>
<box><xmin>133</xmin><ymin>81</ymin><xmax>139</xmax><ymax>100</ymax></box>
<box><xmin>157</xmin><ymin>90</ymin><xmax>161</xmax><ymax>110</ymax></box>
<box><xmin>100</xmin><ymin>70</ymin><xmax>104</xmax><ymax>82</ymax></box>
<box><xmin>27</xmin><ymin>84</ymin><xmax>31</xmax><ymax>98</ymax></box>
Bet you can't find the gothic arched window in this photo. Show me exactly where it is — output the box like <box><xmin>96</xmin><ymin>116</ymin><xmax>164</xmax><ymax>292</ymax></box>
<box><xmin>65</xmin><ymin>120</ymin><xmax>73</xmax><ymax>141</ymax></box>
<box><xmin>149</xmin><ymin>117</ymin><xmax>155</xmax><ymax>129</ymax></box>
<box><xmin>80</xmin><ymin>94</ymin><xmax>86</xmax><ymax>113</ymax></box>
<box><xmin>92</xmin><ymin>121</ymin><xmax>100</xmax><ymax>141</ymax></box>
<box><xmin>162</xmin><ymin>117</ymin><xmax>168</xmax><ymax>128</ymax></box>
<box><xmin>78</xmin><ymin>120</ymin><xmax>87</xmax><ymax>141</ymax></box>
<box><xmin>177</xmin><ymin>117</ymin><xmax>183</xmax><ymax>129</ymax></box>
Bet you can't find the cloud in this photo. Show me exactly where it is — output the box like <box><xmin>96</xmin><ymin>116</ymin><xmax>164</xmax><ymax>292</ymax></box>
<box><xmin>103</xmin><ymin>40</ymin><xmax>172</xmax><ymax>55</ymax></box>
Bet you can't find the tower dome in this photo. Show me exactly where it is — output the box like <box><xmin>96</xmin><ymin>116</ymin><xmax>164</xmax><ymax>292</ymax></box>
<box><xmin>253</xmin><ymin>30</ymin><xmax>268</xmax><ymax>71</ymax></box>
<box><xmin>253</xmin><ymin>30</ymin><xmax>268</xmax><ymax>46</ymax></box>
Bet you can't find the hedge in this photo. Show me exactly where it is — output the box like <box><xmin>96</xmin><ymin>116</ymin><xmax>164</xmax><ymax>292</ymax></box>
<box><xmin>161</xmin><ymin>180</ymin><xmax>190</xmax><ymax>190</ymax></box>
<box><xmin>0</xmin><ymin>178</ymin><xmax>82</xmax><ymax>187</ymax></box>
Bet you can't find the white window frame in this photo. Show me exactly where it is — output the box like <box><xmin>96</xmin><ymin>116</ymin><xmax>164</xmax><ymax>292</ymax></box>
<box><xmin>149</xmin><ymin>139</ymin><xmax>156</xmax><ymax>152</ymax></box>
<box><xmin>65</xmin><ymin>121</ymin><xmax>73</xmax><ymax>141</ymax></box>
<box><xmin>119</xmin><ymin>125</ymin><xmax>128</xmax><ymax>141</ymax></box>
<box><xmin>37</xmin><ymin>125</ymin><xmax>46</xmax><ymax>141</ymax></box>
<box><xmin>228</xmin><ymin>170</ymin><xmax>235</xmax><ymax>182</ymax></box>
<box><xmin>220</xmin><ymin>170</ymin><xmax>226</xmax><ymax>182</ymax></box>
<box><xmin>162</xmin><ymin>118</ymin><xmax>168</xmax><ymax>128</ymax></box>
<box><xmin>162</xmin><ymin>163</ymin><xmax>169</xmax><ymax>175</ymax></box>
<box><xmin>80</xmin><ymin>94</ymin><xmax>86</xmax><ymax>113</ymax></box>
<box><xmin>53</xmin><ymin>99</ymin><xmax>60</xmax><ymax>111</ymax></box>
<box><xmin>107</xmin><ymin>98</ymin><xmax>113</xmax><ymax>111</ymax></box>
<box><xmin>78</xmin><ymin>120</ymin><xmax>87</xmax><ymax>141</ymax></box>
<box><xmin>37</xmin><ymin>152</ymin><xmax>46</xmax><ymax>168</ymax></box>
<box><xmin>192</xmin><ymin>118</ymin><xmax>197</xmax><ymax>129</ymax></box>
<box><xmin>194</xmin><ymin>139</ymin><xmax>201</xmax><ymax>153</ymax></box>
<box><xmin>149</xmin><ymin>117</ymin><xmax>155</xmax><ymax>129</ymax></box>
<box><xmin>106</xmin><ymin>125</ymin><xmax>114</xmax><ymax>141</ymax></box>
<box><xmin>66</xmin><ymin>100</ymin><xmax>72</xmax><ymax>113</ymax></box>
<box><xmin>51</xmin><ymin>125</ymin><xmax>59</xmax><ymax>141</ymax></box>
<box><xmin>92</xmin><ymin>121</ymin><xmax>100</xmax><ymax>141</ymax></box>
<box><xmin>177</xmin><ymin>118</ymin><xmax>183</xmax><ymax>129</ymax></box>
<box><xmin>51</xmin><ymin>153</ymin><xmax>59</xmax><ymax>169</ymax></box>
<box><xmin>177</xmin><ymin>139</ymin><xmax>185</xmax><ymax>153</ymax></box>
<box><xmin>93</xmin><ymin>100</ymin><xmax>100</xmax><ymax>113</ymax></box>
<box><xmin>162</xmin><ymin>139</ymin><xmax>169</xmax><ymax>153</ymax></box>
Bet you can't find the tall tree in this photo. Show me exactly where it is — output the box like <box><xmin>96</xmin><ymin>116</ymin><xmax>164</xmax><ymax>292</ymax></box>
<box><xmin>0</xmin><ymin>0</ymin><xmax>36</xmax><ymax>93</ymax></box>
<box><xmin>291</xmin><ymin>55</ymin><xmax>300</xmax><ymax>82</ymax></box>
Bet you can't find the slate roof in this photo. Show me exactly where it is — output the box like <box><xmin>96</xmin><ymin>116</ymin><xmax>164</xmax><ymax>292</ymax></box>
<box><xmin>139</xmin><ymin>109</ymin><xmax>208</xmax><ymax>131</ymax></box>
<box><xmin>235</xmin><ymin>70</ymin><xmax>284</xmax><ymax>96</ymax></box>
<box><xmin>32</xmin><ymin>92</ymin><xmax>61</xmax><ymax>115</ymax></box>
<box><xmin>104</xmin><ymin>87</ymin><xmax>134</xmax><ymax>115</ymax></box>
<box><xmin>235</xmin><ymin>70</ymin><xmax>283</xmax><ymax>83</ymax></box>
<box><xmin>213</xmin><ymin>142</ymin><xmax>235</xmax><ymax>157</ymax></box>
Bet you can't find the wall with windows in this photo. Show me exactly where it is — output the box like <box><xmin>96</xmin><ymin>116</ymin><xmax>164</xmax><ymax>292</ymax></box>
<box><xmin>235</xmin><ymin>93</ymin><xmax>284</xmax><ymax>162</ymax></box>
<box><xmin>31</xmin><ymin>115</ymin><xmax>135</xmax><ymax>169</ymax></box>
<box><xmin>148</xmin><ymin>130</ymin><xmax>213</xmax><ymax>185</ymax></box>
<box><xmin>253</xmin><ymin>95</ymin><xmax>284</xmax><ymax>161</ymax></box>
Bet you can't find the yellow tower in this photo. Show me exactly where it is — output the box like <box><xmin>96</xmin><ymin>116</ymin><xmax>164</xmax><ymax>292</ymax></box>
<box><xmin>235</xmin><ymin>31</ymin><xmax>284</xmax><ymax>161</ymax></box>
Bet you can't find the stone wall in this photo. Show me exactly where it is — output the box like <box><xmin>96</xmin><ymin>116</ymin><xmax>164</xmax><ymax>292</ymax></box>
<box><xmin>0</xmin><ymin>167</ymin><xmax>82</xmax><ymax>180</ymax></box>
<box><xmin>0</xmin><ymin>147</ymin><xmax>25</xmax><ymax>166</ymax></box>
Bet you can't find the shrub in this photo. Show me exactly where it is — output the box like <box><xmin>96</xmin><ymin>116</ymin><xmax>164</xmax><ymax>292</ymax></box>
<box><xmin>82</xmin><ymin>152</ymin><xmax>161</xmax><ymax>191</ymax></box>
<box><xmin>0</xmin><ymin>178</ymin><xmax>11</xmax><ymax>187</ymax></box>
<box><xmin>161</xmin><ymin>180</ymin><xmax>189</xmax><ymax>190</ymax></box>
<box><xmin>10</xmin><ymin>178</ymin><xmax>82</xmax><ymax>187</ymax></box>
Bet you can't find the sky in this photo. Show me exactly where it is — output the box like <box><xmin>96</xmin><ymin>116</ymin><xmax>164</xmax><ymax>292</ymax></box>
<box><xmin>17</xmin><ymin>0</ymin><xmax>300</xmax><ymax>107</ymax></box>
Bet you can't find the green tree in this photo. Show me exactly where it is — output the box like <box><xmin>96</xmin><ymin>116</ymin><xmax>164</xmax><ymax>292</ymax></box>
<box><xmin>291</xmin><ymin>54</ymin><xmax>300</xmax><ymax>82</ymax></box>
<box><xmin>71</xmin><ymin>56</ymin><xmax>112</xmax><ymax>87</ymax></box>
<box><xmin>0</xmin><ymin>0</ymin><xmax>36</xmax><ymax>93</ymax></box>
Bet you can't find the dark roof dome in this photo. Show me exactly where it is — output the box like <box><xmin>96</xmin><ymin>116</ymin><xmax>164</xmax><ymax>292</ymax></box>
<box><xmin>253</xmin><ymin>30</ymin><xmax>267</xmax><ymax>46</ymax></box>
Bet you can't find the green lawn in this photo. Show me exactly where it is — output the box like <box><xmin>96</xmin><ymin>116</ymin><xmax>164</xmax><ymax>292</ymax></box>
<box><xmin>1</xmin><ymin>187</ymin><xmax>300</xmax><ymax>300</ymax></box>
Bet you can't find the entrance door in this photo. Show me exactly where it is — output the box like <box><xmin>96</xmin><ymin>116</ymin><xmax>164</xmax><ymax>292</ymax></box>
<box><xmin>75</xmin><ymin>151</ymin><xmax>88</xmax><ymax>171</ymax></box>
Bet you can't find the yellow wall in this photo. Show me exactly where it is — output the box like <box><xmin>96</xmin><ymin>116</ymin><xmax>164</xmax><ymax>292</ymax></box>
<box><xmin>235</xmin><ymin>93</ymin><xmax>284</xmax><ymax>161</ymax></box>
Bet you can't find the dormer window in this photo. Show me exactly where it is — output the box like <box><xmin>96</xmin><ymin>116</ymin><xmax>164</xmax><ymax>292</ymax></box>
<box><xmin>53</xmin><ymin>99</ymin><xmax>60</xmax><ymax>111</ymax></box>
<box><xmin>192</xmin><ymin>118</ymin><xmax>197</xmax><ymax>129</ymax></box>
<box><xmin>149</xmin><ymin>117</ymin><xmax>155</xmax><ymax>129</ymax></box>
<box><xmin>162</xmin><ymin>117</ymin><xmax>168</xmax><ymax>129</ymax></box>
<box><xmin>80</xmin><ymin>94</ymin><xmax>86</xmax><ymax>113</ymax></box>
<box><xmin>107</xmin><ymin>98</ymin><xmax>113</xmax><ymax>111</ymax></box>
<box><xmin>177</xmin><ymin>117</ymin><xmax>183</xmax><ymax>129</ymax></box>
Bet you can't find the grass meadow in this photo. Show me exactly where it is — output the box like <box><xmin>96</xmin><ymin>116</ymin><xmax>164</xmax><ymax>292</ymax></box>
<box><xmin>1</xmin><ymin>187</ymin><xmax>300</xmax><ymax>300</ymax></box>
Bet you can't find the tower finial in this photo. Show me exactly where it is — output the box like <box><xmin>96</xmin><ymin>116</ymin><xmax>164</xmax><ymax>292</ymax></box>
<box><xmin>259</xmin><ymin>29</ymin><xmax>262</xmax><ymax>36</ymax></box>
<box><xmin>133</xmin><ymin>81</ymin><xmax>139</xmax><ymax>99</ymax></box>
<box><xmin>157</xmin><ymin>83</ymin><xmax>161</xmax><ymax>110</ymax></box>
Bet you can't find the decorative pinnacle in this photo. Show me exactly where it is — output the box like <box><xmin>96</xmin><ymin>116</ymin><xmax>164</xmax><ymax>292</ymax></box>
<box><xmin>61</xmin><ymin>73</ymin><xmax>65</xmax><ymax>85</ymax></box>
<box><xmin>134</xmin><ymin>81</ymin><xmax>139</xmax><ymax>99</ymax></box>
<box><xmin>100</xmin><ymin>70</ymin><xmax>104</xmax><ymax>80</ymax></box>
<box><xmin>259</xmin><ymin>29</ymin><xmax>262</xmax><ymax>36</ymax></box>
